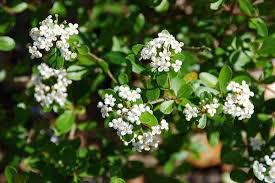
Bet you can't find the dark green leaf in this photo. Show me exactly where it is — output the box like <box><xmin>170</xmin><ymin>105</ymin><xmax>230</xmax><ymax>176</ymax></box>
<box><xmin>230</xmin><ymin>169</ymin><xmax>248</xmax><ymax>182</ymax></box>
<box><xmin>259</xmin><ymin>37</ymin><xmax>275</xmax><ymax>55</ymax></box>
<box><xmin>132</xmin><ymin>44</ymin><xmax>144</xmax><ymax>55</ymax></box>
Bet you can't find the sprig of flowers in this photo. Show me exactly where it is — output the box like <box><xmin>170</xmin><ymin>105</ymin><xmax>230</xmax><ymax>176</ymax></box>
<box><xmin>253</xmin><ymin>152</ymin><xmax>275</xmax><ymax>183</ymax></box>
<box><xmin>183</xmin><ymin>98</ymin><xmax>219</xmax><ymax>121</ymax></box>
<box><xmin>32</xmin><ymin>63</ymin><xmax>72</xmax><ymax>107</ymax></box>
<box><xmin>97</xmin><ymin>85</ymin><xmax>169</xmax><ymax>152</ymax></box>
<box><xmin>223</xmin><ymin>81</ymin><xmax>254</xmax><ymax>120</ymax></box>
<box><xmin>140</xmin><ymin>30</ymin><xmax>184</xmax><ymax>72</ymax></box>
<box><xmin>29</xmin><ymin>15</ymin><xmax>79</xmax><ymax>61</ymax></box>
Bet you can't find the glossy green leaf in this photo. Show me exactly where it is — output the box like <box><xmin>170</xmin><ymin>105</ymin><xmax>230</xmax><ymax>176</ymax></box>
<box><xmin>198</xmin><ymin>114</ymin><xmax>207</xmax><ymax>129</ymax></box>
<box><xmin>218</xmin><ymin>65</ymin><xmax>232</xmax><ymax>93</ymax></box>
<box><xmin>67</xmin><ymin>65</ymin><xmax>88</xmax><ymax>81</ymax></box>
<box><xmin>160</xmin><ymin>100</ymin><xmax>174</xmax><ymax>114</ymax></box>
<box><xmin>199</xmin><ymin>72</ymin><xmax>218</xmax><ymax>88</ymax></box>
<box><xmin>238</xmin><ymin>0</ymin><xmax>255</xmax><ymax>16</ymax></box>
<box><xmin>55</xmin><ymin>111</ymin><xmax>75</xmax><ymax>134</ymax></box>
<box><xmin>111</xmin><ymin>177</ymin><xmax>126</xmax><ymax>183</ymax></box>
<box><xmin>10</xmin><ymin>2</ymin><xmax>28</xmax><ymax>13</ymax></box>
<box><xmin>118</xmin><ymin>73</ymin><xmax>129</xmax><ymax>84</ymax></box>
<box><xmin>139</xmin><ymin>112</ymin><xmax>158</xmax><ymax>127</ymax></box>
<box><xmin>249</xmin><ymin>18</ymin><xmax>268</xmax><ymax>37</ymax></box>
<box><xmin>145</xmin><ymin>88</ymin><xmax>160</xmax><ymax>101</ymax></box>
<box><xmin>4</xmin><ymin>166</ymin><xmax>17</xmax><ymax>183</ymax></box>
<box><xmin>210</xmin><ymin>0</ymin><xmax>224</xmax><ymax>10</ymax></box>
<box><xmin>0</xmin><ymin>36</ymin><xmax>15</xmax><ymax>51</ymax></box>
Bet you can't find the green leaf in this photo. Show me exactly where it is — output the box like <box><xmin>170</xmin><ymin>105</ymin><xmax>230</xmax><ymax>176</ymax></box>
<box><xmin>50</xmin><ymin>2</ymin><xmax>67</xmax><ymax>17</ymax></box>
<box><xmin>10</xmin><ymin>2</ymin><xmax>28</xmax><ymax>13</ymax></box>
<box><xmin>0</xmin><ymin>36</ymin><xmax>15</xmax><ymax>51</ymax></box>
<box><xmin>209</xmin><ymin>131</ymin><xmax>219</xmax><ymax>146</ymax></box>
<box><xmin>230</xmin><ymin>169</ymin><xmax>248</xmax><ymax>182</ymax></box>
<box><xmin>132</xmin><ymin>44</ymin><xmax>144</xmax><ymax>55</ymax></box>
<box><xmin>111</xmin><ymin>177</ymin><xmax>126</xmax><ymax>183</ymax></box>
<box><xmin>232</xmin><ymin>75</ymin><xmax>251</xmax><ymax>84</ymax></box>
<box><xmin>118</xmin><ymin>73</ymin><xmax>129</xmax><ymax>84</ymax></box>
<box><xmin>259</xmin><ymin>37</ymin><xmax>275</xmax><ymax>55</ymax></box>
<box><xmin>249</xmin><ymin>18</ymin><xmax>268</xmax><ymax>37</ymax></box>
<box><xmin>160</xmin><ymin>100</ymin><xmax>174</xmax><ymax>114</ymax></box>
<box><xmin>177</xmin><ymin>83</ymin><xmax>193</xmax><ymax>98</ymax></box>
<box><xmin>218</xmin><ymin>65</ymin><xmax>232</xmax><ymax>93</ymax></box>
<box><xmin>77</xmin><ymin>54</ymin><xmax>96</xmax><ymax>66</ymax></box>
<box><xmin>67</xmin><ymin>65</ymin><xmax>88</xmax><ymax>81</ymax></box>
<box><xmin>238</xmin><ymin>0</ymin><xmax>255</xmax><ymax>16</ymax></box>
<box><xmin>198</xmin><ymin>114</ymin><xmax>207</xmax><ymax>129</ymax></box>
<box><xmin>4</xmin><ymin>166</ymin><xmax>17</xmax><ymax>183</ymax></box>
<box><xmin>105</xmin><ymin>52</ymin><xmax>127</xmax><ymax>66</ymax></box>
<box><xmin>210</xmin><ymin>0</ymin><xmax>224</xmax><ymax>10</ymax></box>
<box><xmin>146</xmin><ymin>88</ymin><xmax>160</xmax><ymax>101</ymax></box>
<box><xmin>156</xmin><ymin>72</ymin><xmax>169</xmax><ymax>88</ymax></box>
<box><xmin>155</xmin><ymin>0</ymin><xmax>169</xmax><ymax>12</ymax></box>
<box><xmin>139</xmin><ymin>112</ymin><xmax>158</xmax><ymax>127</ymax></box>
<box><xmin>55</xmin><ymin>111</ymin><xmax>75</xmax><ymax>134</ymax></box>
<box><xmin>133</xmin><ymin>13</ymin><xmax>145</xmax><ymax>33</ymax></box>
<box><xmin>126</xmin><ymin>54</ymin><xmax>145</xmax><ymax>74</ymax></box>
<box><xmin>199</xmin><ymin>72</ymin><xmax>218</xmax><ymax>88</ymax></box>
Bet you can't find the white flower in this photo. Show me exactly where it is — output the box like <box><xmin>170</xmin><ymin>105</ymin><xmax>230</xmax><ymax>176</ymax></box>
<box><xmin>109</xmin><ymin>118</ymin><xmax>133</xmax><ymax>136</ymax></box>
<box><xmin>250</xmin><ymin>136</ymin><xmax>265</xmax><ymax>151</ymax></box>
<box><xmin>104</xmin><ymin>94</ymin><xmax>116</xmax><ymax>107</ymax></box>
<box><xmin>33</xmin><ymin>63</ymin><xmax>72</xmax><ymax>107</ymax></box>
<box><xmin>253</xmin><ymin>161</ymin><xmax>266</xmax><ymax>181</ymax></box>
<box><xmin>29</xmin><ymin>15</ymin><xmax>79</xmax><ymax>61</ymax></box>
<box><xmin>171</xmin><ymin>59</ymin><xmax>183</xmax><ymax>72</ymax></box>
<box><xmin>160</xmin><ymin>119</ymin><xmax>169</xmax><ymax>131</ymax></box>
<box><xmin>223</xmin><ymin>81</ymin><xmax>254</xmax><ymax>120</ymax></box>
<box><xmin>140</xmin><ymin>30</ymin><xmax>184</xmax><ymax>72</ymax></box>
<box><xmin>183</xmin><ymin>104</ymin><xmax>199</xmax><ymax>121</ymax></box>
<box><xmin>203</xmin><ymin>98</ymin><xmax>219</xmax><ymax>117</ymax></box>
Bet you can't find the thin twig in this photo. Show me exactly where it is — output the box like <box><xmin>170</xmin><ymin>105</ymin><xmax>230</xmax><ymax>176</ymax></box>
<box><xmin>88</xmin><ymin>52</ymin><xmax>118</xmax><ymax>84</ymax></box>
<box><xmin>184</xmin><ymin>45</ymin><xmax>211</xmax><ymax>52</ymax></box>
<box><xmin>149</xmin><ymin>98</ymin><xmax>165</xmax><ymax>105</ymax></box>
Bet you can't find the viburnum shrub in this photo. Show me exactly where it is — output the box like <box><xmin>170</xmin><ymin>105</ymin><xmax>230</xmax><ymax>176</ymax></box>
<box><xmin>0</xmin><ymin>0</ymin><xmax>274</xmax><ymax>183</ymax></box>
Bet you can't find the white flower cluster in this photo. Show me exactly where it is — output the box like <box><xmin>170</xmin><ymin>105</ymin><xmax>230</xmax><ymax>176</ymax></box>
<box><xmin>140</xmin><ymin>30</ymin><xmax>184</xmax><ymax>72</ymax></box>
<box><xmin>183</xmin><ymin>98</ymin><xmax>219</xmax><ymax>121</ymax></box>
<box><xmin>32</xmin><ymin>63</ymin><xmax>72</xmax><ymax>107</ymax></box>
<box><xmin>183</xmin><ymin>104</ymin><xmax>199</xmax><ymax>121</ymax></box>
<box><xmin>97</xmin><ymin>85</ymin><xmax>169</xmax><ymax>152</ymax></box>
<box><xmin>223</xmin><ymin>81</ymin><xmax>254</xmax><ymax>120</ymax></box>
<box><xmin>250</xmin><ymin>136</ymin><xmax>265</xmax><ymax>151</ymax></box>
<box><xmin>253</xmin><ymin>152</ymin><xmax>275</xmax><ymax>183</ymax></box>
<box><xmin>29</xmin><ymin>15</ymin><xmax>79</xmax><ymax>60</ymax></box>
<box><xmin>202</xmin><ymin>98</ymin><xmax>219</xmax><ymax>117</ymax></box>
